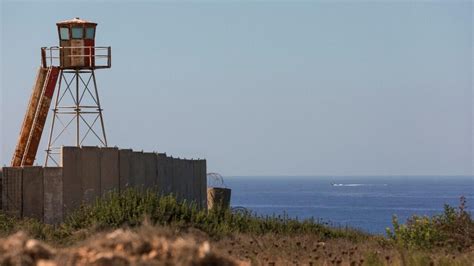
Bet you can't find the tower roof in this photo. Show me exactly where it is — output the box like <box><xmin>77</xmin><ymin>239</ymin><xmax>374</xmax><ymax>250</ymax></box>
<box><xmin>57</xmin><ymin>17</ymin><xmax>97</xmax><ymax>26</ymax></box>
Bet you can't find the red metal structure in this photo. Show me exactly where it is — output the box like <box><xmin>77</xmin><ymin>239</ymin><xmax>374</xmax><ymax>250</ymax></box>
<box><xmin>11</xmin><ymin>67</ymin><xmax>60</xmax><ymax>166</ymax></box>
<box><xmin>11</xmin><ymin>18</ymin><xmax>111</xmax><ymax>167</ymax></box>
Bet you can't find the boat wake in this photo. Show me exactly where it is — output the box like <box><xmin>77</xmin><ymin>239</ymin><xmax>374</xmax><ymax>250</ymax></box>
<box><xmin>331</xmin><ymin>183</ymin><xmax>388</xmax><ymax>187</ymax></box>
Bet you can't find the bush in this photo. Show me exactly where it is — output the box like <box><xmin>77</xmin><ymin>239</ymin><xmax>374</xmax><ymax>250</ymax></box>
<box><xmin>0</xmin><ymin>212</ymin><xmax>15</xmax><ymax>235</ymax></box>
<box><xmin>0</xmin><ymin>212</ymin><xmax>73</xmax><ymax>244</ymax></box>
<box><xmin>65</xmin><ymin>188</ymin><xmax>367</xmax><ymax>240</ymax></box>
<box><xmin>386</xmin><ymin>196</ymin><xmax>473</xmax><ymax>250</ymax></box>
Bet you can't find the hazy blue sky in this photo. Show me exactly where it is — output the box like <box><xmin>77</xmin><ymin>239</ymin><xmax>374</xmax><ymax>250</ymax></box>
<box><xmin>1</xmin><ymin>1</ymin><xmax>472</xmax><ymax>176</ymax></box>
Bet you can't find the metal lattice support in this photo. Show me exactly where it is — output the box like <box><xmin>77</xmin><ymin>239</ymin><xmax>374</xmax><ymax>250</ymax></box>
<box><xmin>45</xmin><ymin>69</ymin><xmax>107</xmax><ymax>166</ymax></box>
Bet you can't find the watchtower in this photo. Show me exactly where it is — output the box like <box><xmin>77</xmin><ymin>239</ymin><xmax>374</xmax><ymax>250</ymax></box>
<box><xmin>11</xmin><ymin>18</ymin><xmax>111</xmax><ymax>167</ymax></box>
<box><xmin>57</xmin><ymin>18</ymin><xmax>97</xmax><ymax>68</ymax></box>
<box><xmin>43</xmin><ymin>18</ymin><xmax>111</xmax><ymax>166</ymax></box>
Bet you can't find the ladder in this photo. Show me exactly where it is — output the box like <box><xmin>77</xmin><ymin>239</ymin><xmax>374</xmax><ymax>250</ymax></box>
<box><xmin>11</xmin><ymin>66</ymin><xmax>60</xmax><ymax>166</ymax></box>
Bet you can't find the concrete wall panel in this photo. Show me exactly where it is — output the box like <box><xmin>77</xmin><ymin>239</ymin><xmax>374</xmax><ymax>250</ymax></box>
<box><xmin>178</xmin><ymin>159</ymin><xmax>186</xmax><ymax>202</ymax></box>
<box><xmin>169</xmin><ymin>158</ymin><xmax>176</xmax><ymax>198</ymax></box>
<box><xmin>177</xmin><ymin>159</ymin><xmax>185</xmax><ymax>201</ymax></box>
<box><xmin>81</xmin><ymin>147</ymin><xmax>101</xmax><ymax>204</ymax></box>
<box><xmin>130</xmin><ymin>151</ymin><xmax>145</xmax><ymax>190</ymax></box>
<box><xmin>61</xmin><ymin>146</ymin><xmax>82</xmax><ymax>216</ymax></box>
<box><xmin>2</xmin><ymin>146</ymin><xmax>208</xmax><ymax>223</ymax></box>
<box><xmin>193</xmin><ymin>160</ymin><xmax>202</xmax><ymax>208</ymax></box>
<box><xmin>0</xmin><ymin>169</ymin><xmax>3</xmax><ymax>210</ymax></box>
<box><xmin>164</xmin><ymin>156</ymin><xmax>173</xmax><ymax>195</ymax></box>
<box><xmin>143</xmin><ymin>152</ymin><xmax>157</xmax><ymax>189</ymax></box>
<box><xmin>119</xmin><ymin>149</ymin><xmax>132</xmax><ymax>191</ymax></box>
<box><xmin>156</xmin><ymin>153</ymin><xmax>166</xmax><ymax>194</ymax></box>
<box><xmin>100</xmin><ymin>147</ymin><xmax>119</xmax><ymax>195</ymax></box>
<box><xmin>163</xmin><ymin>156</ymin><xmax>174</xmax><ymax>196</ymax></box>
<box><xmin>1</xmin><ymin>167</ymin><xmax>23</xmax><ymax>218</ymax></box>
<box><xmin>44</xmin><ymin>167</ymin><xmax>63</xmax><ymax>224</ymax></box>
<box><xmin>200</xmin><ymin>160</ymin><xmax>207</xmax><ymax>210</ymax></box>
<box><xmin>172</xmin><ymin>159</ymin><xmax>182</xmax><ymax>201</ymax></box>
<box><xmin>185</xmin><ymin>160</ymin><xmax>194</xmax><ymax>203</ymax></box>
<box><xmin>22</xmin><ymin>167</ymin><xmax>44</xmax><ymax>221</ymax></box>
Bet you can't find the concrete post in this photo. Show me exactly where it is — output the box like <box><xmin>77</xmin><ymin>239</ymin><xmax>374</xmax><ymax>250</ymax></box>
<box><xmin>207</xmin><ymin>187</ymin><xmax>231</xmax><ymax>210</ymax></box>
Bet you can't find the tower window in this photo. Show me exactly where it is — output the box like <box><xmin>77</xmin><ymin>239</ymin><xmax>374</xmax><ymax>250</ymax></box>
<box><xmin>60</xmin><ymin>27</ymin><xmax>70</xmax><ymax>40</ymax></box>
<box><xmin>85</xmin><ymin>27</ymin><xmax>95</xmax><ymax>39</ymax></box>
<box><xmin>72</xmin><ymin>27</ymin><xmax>84</xmax><ymax>39</ymax></box>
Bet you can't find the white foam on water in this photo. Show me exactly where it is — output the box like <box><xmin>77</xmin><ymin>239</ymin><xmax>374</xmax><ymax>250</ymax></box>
<box><xmin>332</xmin><ymin>183</ymin><xmax>388</xmax><ymax>187</ymax></box>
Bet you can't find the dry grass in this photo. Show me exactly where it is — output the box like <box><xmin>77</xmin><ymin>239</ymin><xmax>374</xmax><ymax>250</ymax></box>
<box><xmin>213</xmin><ymin>232</ymin><xmax>474</xmax><ymax>265</ymax></box>
<box><xmin>1</xmin><ymin>225</ymin><xmax>472</xmax><ymax>266</ymax></box>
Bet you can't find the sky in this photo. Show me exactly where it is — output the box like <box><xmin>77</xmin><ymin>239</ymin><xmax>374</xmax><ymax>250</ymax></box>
<box><xmin>0</xmin><ymin>1</ymin><xmax>472</xmax><ymax>176</ymax></box>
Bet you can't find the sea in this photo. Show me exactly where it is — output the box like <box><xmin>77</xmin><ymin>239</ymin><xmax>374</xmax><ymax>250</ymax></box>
<box><xmin>224</xmin><ymin>176</ymin><xmax>474</xmax><ymax>235</ymax></box>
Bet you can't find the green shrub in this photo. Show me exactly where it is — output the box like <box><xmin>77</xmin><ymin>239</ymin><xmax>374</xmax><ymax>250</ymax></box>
<box><xmin>0</xmin><ymin>212</ymin><xmax>15</xmax><ymax>235</ymax></box>
<box><xmin>0</xmin><ymin>188</ymin><xmax>369</xmax><ymax>243</ymax></box>
<box><xmin>64</xmin><ymin>188</ymin><xmax>367</xmax><ymax>240</ymax></box>
<box><xmin>386</xmin><ymin>196</ymin><xmax>473</xmax><ymax>250</ymax></box>
<box><xmin>0</xmin><ymin>212</ymin><xmax>74</xmax><ymax>244</ymax></box>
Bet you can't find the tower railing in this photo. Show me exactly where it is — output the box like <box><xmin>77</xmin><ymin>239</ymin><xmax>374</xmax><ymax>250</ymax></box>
<box><xmin>41</xmin><ymin>46</ymin><xmax>111</xmax><ymax>69</ymax></box>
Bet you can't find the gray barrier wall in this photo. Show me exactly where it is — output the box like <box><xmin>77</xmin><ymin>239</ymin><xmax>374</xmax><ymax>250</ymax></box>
<box><xmin>44</xmin><ymin>167</ymin><xmax>63</xmax><ymax>224</ymax></box>
<box><xmin>2</xmin><ymin>167</ymin><xmax>22</xmax><ymax>218</ymax></box>
<box><xmin>1</xmin><ymin>146</ymin><xmax>207</xmax><ymax>223</ymax></box>
<box><xmin>22</xmin><ymin>167</ymin><xmax>44</xmax><ymax>221</ymax></box>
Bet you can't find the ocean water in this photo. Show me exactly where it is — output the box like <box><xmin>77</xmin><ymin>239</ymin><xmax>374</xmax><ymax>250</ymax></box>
<box><xmin>224</xmin><ymin>176</ymin><xmax>474</xmax><ymax>234</ymax></box>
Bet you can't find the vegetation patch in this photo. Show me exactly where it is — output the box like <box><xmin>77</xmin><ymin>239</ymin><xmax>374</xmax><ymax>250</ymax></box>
<box><xmin>386</xmin><ymin>196</ymin><xmax>473</xmax><ymax>251</ymax></box>
<box><xmin>0</xmin><ymin>189</ymin><xmax>473</xmax><ymax>265</ymax></box>
<box><xmin>65</xmin><ymin>188</ymin><xmax>367</xmax><ymax>241</ymax></box>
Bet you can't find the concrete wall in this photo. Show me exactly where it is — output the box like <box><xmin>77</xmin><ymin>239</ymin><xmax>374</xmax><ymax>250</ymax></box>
<box><xmin>2</xmin><ymin>167</ymin><xmax>22</xmax><ymax>218</ymax></box>
<box><xmin>0</xmin><ymin>169</ymin><xmax>3</xmax><ymax>212</ymax></box>
<box><xmin>1</xmin><ymin>146</ymin><xmax>207</xmax><ymax>223</ymax></box>
<box><xmin>22</xmin><ymin>167</ymin><xmax>44</xmax><ymax>221</ymax></box>
<box><xmin>43</xmin><ymin>167</ymin><xmax>63</xmax><ymax>224</ymax></box>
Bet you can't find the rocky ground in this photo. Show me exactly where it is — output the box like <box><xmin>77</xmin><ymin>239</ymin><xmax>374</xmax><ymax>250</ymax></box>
<box><xmin>0</xmin><ymin>226</ymin><xmax>472</xmax><ymax>266</ymax></box>
<box><xmin>0</xmin><ymin>228</ymin><xmax>239</xmax><ymax>266</ymax></box>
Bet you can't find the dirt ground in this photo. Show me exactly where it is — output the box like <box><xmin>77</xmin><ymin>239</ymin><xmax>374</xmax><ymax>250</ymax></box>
<box><xmin>212</xmin><ymin>233</ymin><xmax>473</xmax><ymax>265</ymax></box>
<box><xmin>0</xmin><ymin>226</ymin><xmax>472</xmax><ymax>266</ymax></box>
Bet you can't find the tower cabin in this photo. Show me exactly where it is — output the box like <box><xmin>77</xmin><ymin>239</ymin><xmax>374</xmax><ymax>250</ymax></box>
<box><xmin>56</xmin><ymin>17</ymin><xmax>97</xmax><ymax>69</ymax></box>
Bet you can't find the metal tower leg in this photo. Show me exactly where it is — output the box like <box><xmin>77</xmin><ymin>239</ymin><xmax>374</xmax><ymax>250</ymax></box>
<box><xmin>45</xmin><ymin>69</ymin><xmax>108</xmax><ymax>166</ymax></box>
<box><xmin>75</xmin><ymin>69</ymin><xmax>80</xmax><ymax>147</ymax></box>
<box><xmin>92</xmin><ymin>70</ymin><xmax>107</xmax><ymax>147</ymax></box>
<box><xmin>45</xmin><ymin>69</ymin><xmax>63</xmax><ymax>166</ymax></box>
